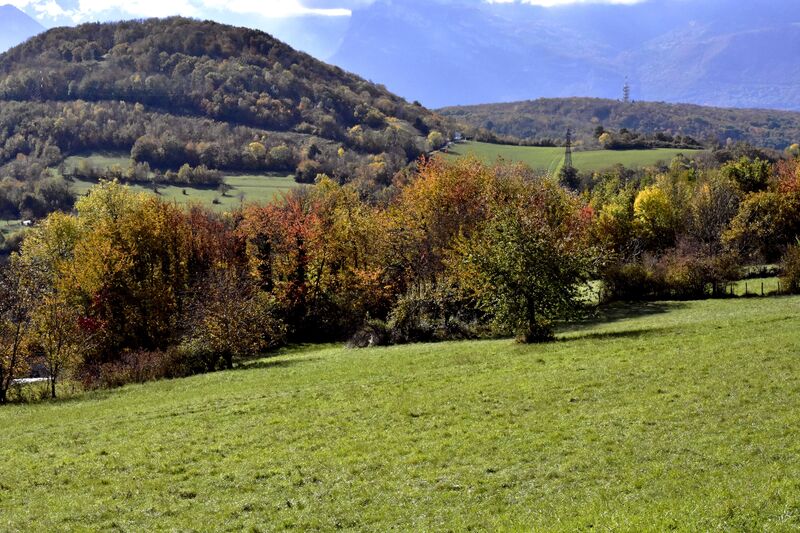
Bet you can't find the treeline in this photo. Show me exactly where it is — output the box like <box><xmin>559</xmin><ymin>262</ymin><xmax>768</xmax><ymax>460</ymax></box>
<box><xmin>0</xmin><ymin>158</ymin><xmax>595</xmax><ymax>401</ymax></box>
<box><xmin>440</xmin><ymin>97</ymin><xmax>800</xmax><ymax>150</ymax></box>
<box><xmin>589</xmin><ymin>150</ymin><xmax>800</xmax><ymax>300</ymax></box>
<box><xmin>594</xmin><ymin>127</ymin><xmax>702</xmax><ymax>150</ymax></box>
<box><xmin>4</xmin><ymin>153</ymin><xmax>800</xmax><ymax>403</ymax></box>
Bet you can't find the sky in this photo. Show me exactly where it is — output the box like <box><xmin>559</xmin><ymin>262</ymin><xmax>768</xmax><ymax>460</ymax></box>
<box><xmin>8</xmin><ymin>0</ymin><xmax>648</xmax><ymax>24</ymax></box>
<box><xmin>6</xmin><ymin>0</ymin><xmax>648</xmax><ymax>58</ymax></box>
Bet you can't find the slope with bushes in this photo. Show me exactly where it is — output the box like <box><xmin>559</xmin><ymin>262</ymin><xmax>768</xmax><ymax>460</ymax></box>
<box><xmin>441</xmin><ymin>97</ymin><xmax>800</xmax><ymax>150</ymax></box>
<box><xmin>0</xmin><ymin>17</ymin><xmax>454</xmax><ymax>220</ymax></box>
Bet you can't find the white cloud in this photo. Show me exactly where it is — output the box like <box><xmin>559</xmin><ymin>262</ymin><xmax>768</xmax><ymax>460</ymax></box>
<box><xmin>11</xmin><ymin>0</ymin><xmax>650</xmax><ymax>25</ymax></box>
<box><xmin>8</xmin><ymin>0</ymin><xmax>353</xmax><ymax>23</ymax></box>
<box><xmin>487</xmin><ymin>0</ymin><xmax>646</xmax><ymax>5</ymax></box>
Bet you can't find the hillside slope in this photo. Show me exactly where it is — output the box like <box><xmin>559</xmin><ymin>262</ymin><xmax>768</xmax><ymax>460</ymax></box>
<box><xmin>1</xmin><ymin>298</ymin><xmax>799</xmax><ymax>529</ymax></box>
<box><xmin>440</xmin><ymin>98</ymin><xmax>800</xmax><ymax>149</ymax></box>
<box><xmin>331</xmin><ymin>0</ymin><xmax>800</xmax><ymax>110</ymax></box>
<box><xmin>0</xmin><ymin>18</ymin><xmax>452</xmax><ymax>197</ymax></box>
<box><xmin>0</xmin><ymin>5</ymin><xmax>44</xmax><ymax>53</ymax></box>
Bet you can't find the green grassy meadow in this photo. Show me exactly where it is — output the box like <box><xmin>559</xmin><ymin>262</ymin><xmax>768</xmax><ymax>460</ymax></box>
<box><xmin>0</xmin><ymin>219</ymin><xmax>23</xmax><ymax>238</ymax></box>
<box><xmin>63</xmin><ymin>152</ymin><xmax>299</xmax><ymax>211</ymax></box>
<box><xmin>2</xmin><ymin>297</ymin><xmax>800</xmax><ymax>530</ymax></box>
<box><xmin>71</xmin><ymin>174</ymin><xmax>297</xmax><ymax>212</ymax></box>
<box><xmin>447</xmin><ymin>141</ymin><xmax>704</xmax><ymax>174</ymax></box>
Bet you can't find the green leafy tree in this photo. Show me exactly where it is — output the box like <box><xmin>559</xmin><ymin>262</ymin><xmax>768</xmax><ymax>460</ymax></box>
<box><xmin>451</xmin><ymin>178</ymin><xmax>596</xmax><ymax>343</ymax></box>
<box><xmin>721</xmin><ymin>157</ymin><xmax>772</xmax><ymax>193</ymax></box>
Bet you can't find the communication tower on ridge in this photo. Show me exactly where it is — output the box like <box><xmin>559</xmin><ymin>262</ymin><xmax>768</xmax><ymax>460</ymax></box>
<box><xmin>623</xmin><ymin>77</ymin><xmax>631</xmax><ymax>103</ymax></box>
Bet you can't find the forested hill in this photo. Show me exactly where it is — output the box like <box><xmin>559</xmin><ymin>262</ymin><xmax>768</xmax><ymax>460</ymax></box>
<box><xmin>440</xmin><ymin>98</ymin><xmax>800</xmax><ymax>150</ymax></box>
<box><xmin>0</xmin><ymin>18</ymin><xmax>453</xmax><ymax>195</ymax></box>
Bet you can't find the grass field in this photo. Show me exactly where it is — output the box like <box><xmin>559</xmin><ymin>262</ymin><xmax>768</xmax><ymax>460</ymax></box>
<box><xmin>63</xmin><ymin>152</ymin><xmax>133</xmax><ymax>173</ymax></box>
<box><xmin>447</xmin><ymin>141</ymin><xmax>704</xmax><ymax>174</ymax></box>
<box><xmin>2</xmin><ymin>297</ymin><xmax>800</xmax><ymax>530</ymax></box>
<box><xmin>62</xmin><ymin>152</ymin><xmax>299</xmax><ymax>211</ymax></box>
<box><xmin>0</xmin><ymin>219</ymin><xmax>23</xmax><ymax>238</ymax></box>
<box><xmin>71</xmin><ymin>174</ymin><xmax>297</xmax><ymax>212</ymax></box>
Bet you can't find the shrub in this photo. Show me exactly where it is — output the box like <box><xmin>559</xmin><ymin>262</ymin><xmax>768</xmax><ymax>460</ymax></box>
<box><xmin>347</xmin><ymin>319</ymin><xmax>391</xmax><ymax>348</ymax></box>
<box><xmin>602</xmin><ymin>248</ymin><xmax>740</xmax><ymax>302</ymax></box>
<box><xmin>781</xmin><ymin>242</ymin><xmax>800</xmax><ymax>294</ymax></box>
<box><xmin>386</xmin><ymin>281</ymin><xmax>485</xmax><ymax>344</ymax></box>
<box><xmin>80</xmin><ymin>347</ymin><xmax>192</xmax><ymax>390</ymax></box>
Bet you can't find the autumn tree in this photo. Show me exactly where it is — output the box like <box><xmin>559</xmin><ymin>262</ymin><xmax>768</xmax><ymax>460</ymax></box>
<box><xmin>31</xmin><ymin>294</ymin><xmax>90</xmax><ymax>399</ymax></box>
<box><xmin>450</xmin><ymin>172</ymin><xmax>596</xmax><ymax>343</ymax></box>
<box><xmin>0</xmin><ymin>258</ymin><xmax>43</xmax><ymax>403</ymax></box>
<box><xmin>187</xmin><ymin>267</ymin><xmax>285</xmax><ymax>370</ymax></box>
<box><xmin>720</xmin><ymin>156</ymin><xmax>772</xmax><ymax>194</ymax></box>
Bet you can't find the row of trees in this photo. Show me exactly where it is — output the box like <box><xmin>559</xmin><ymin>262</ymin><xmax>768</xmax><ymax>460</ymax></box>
<box><xmin>0</xmin><ymin>157</ymin><xmax>597</xmax><ymax>401</ymax></box>
<box><xmin>586</xmin><ymin>149</ymin><xmax>800</xmax><ymax>300</ymax></box>
<box><xmin>4</xmin><ymin>150</ymin><xmax>800</xmax><ymax>402</ymax></box>
<box><xmin>0</xmin><ymin>97</ymin><xmax>450</xmax><ymax>221</ymax></box>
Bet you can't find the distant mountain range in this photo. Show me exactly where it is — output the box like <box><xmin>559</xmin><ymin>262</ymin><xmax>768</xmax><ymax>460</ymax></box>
<box><xmin>4</xmin><ymin>0</ymin><xmax>800</xmax><ymax>113</ymax></box>
<box><xmin>330</xmin><ymin>0</ymin><xmax>800</xmax><ymax>111</ymax></box>
<box><xmin>441</xmin><ymin>98</ymin><xmax>800</xmax><ymax>150</ymax></box>
<box><xmin>0</xmin><ymin>5</ymin><xmax>44</xmax><ymax>53</ymax></box>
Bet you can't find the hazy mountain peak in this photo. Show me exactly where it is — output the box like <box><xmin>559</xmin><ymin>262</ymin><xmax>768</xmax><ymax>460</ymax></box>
<box><xmin>330</xmin><ymin>0</ymin><xmax>800</xmax><ymax>110</ymax></box>
<box><xmin>0</xmin><ymin>4</ymin><xmax>45</xmax><ymax>53</ymax></box>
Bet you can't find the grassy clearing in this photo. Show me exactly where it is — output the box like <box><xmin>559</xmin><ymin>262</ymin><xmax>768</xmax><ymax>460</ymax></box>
<box><xmin>62</xmin><ymin>152</ymin><xmax>132</xmax><ymax>173</ymax></box>
<box><xmin>447</xmin><ymin>141</ymin><xmax>704</xmax><ymax>174</ymax></box>
<box><xmin>2</xmin><ymin>297</ymin><xmax>800</xmax><ymax>530</ymax></box>
<box><xmin>71</xmin><ymin>174</ymin><xmax>297</xmax><ymax>212</ymax></box>
<box><xmin>0</xmin><ymin>219</ymin><xmax>23</xmax><ymax>238</ymax></box>
<box><xmin>730</xmin><ymin>277</ymin><xmax>783</xmax><ymax>296</ymax></box>
<box><xmin>62</xmin><ymin>152</ymin><xmax>299</xmax><ymax>211</ymax></box>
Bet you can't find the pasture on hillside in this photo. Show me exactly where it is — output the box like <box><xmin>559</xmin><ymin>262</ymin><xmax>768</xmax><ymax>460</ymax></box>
<box><xmin>70</xmin><ymin>174</ymin><xmax>297</xmax><ymax>212</ymax></box>
<box><xmin>0</xmin><ymin>219</ymin><xmax>22</xmax><ymax>238</ymax></box>
<box><xmin>1</xmin><ymin>297</ymin><xmax>800</xmax><ymax>530</ymax></box>
<box><xmin>62</xmin><ymin>153</ymin><xmax>299</xmax><ymax>211</ymax></box>
<box><xmin>446</xmin><ymin>141</ymin><xmax>704</xmax><ymax>174</ymax></box>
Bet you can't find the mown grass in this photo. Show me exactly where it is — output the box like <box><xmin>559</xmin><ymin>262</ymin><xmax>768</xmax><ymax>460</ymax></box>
<box><xmin>63</xmin><ymin>152</ymin><xmax>299</xmax><ymax>211</ymax></box>
<box><xmin>2</xmin><ymin>297</ymin><xmax>800</xmax><ymax>530</ymax></box>
<box><xmin>447</xmin><ymin>141</ymin><xmax>704</xmax><ymax>174</ymax></box>
<box><xmin>71</xmin><ymin>174</ymin><xmax>297</xmax><ymax>212</ymax></box>
<box><xmin>0</xmin><ymin>219</ymin><xmax>23</xmax><ymax>238</ymax></box>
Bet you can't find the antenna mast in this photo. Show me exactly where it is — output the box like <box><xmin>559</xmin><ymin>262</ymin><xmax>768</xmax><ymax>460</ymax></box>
<box><xmin>623</xmin><ymin>77</ymin><xmax>631</xmax><ymax>103</ymax></box>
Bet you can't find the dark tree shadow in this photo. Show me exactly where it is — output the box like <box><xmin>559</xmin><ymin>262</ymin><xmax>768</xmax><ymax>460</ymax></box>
<box><xmin>234</xmin><ymin>357</ymin><xmax>319</xmax><ymax>372</ymax></box>
<box><xmin>558</xmin><ymin>326</ymin><xmax>676</xmax><ymax>343</ymax></box>
<box><xmin>558</xmin><ymin>301</ymin><xmax>688</xmax><ymax>336</ymax></box>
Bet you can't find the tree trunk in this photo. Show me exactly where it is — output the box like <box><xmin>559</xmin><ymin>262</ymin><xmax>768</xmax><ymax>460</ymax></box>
<box><xmin>520</xmin><ymin>301</ymin><xmax>554</xmax><ymax>344</ymax></box>
<box><xmin>520</xmin><ymin>321</ymin><xmax>554</xmax><ymax>344</ymax></box>
<box><xmin>50</xmin><ymin>377</ymin><xmax>57</xmax><ymax>399</ymax></box>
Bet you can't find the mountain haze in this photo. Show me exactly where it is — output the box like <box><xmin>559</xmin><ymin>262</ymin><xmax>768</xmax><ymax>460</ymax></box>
<box><xmin>0</xmin><ymin>5</ymin><xmax>45</xmax><ymax>53</ymax></box>
<box><xmin>330</xmin><ymin>0</ymin><xmax>800</xmax><ymax>110</ymax></box>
